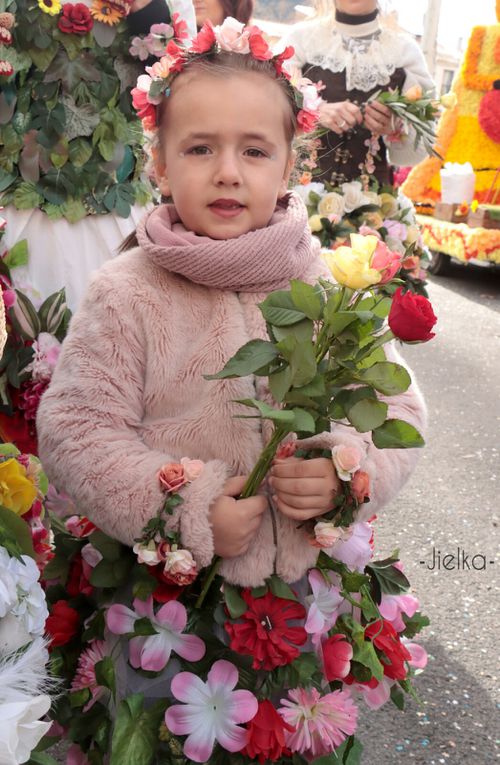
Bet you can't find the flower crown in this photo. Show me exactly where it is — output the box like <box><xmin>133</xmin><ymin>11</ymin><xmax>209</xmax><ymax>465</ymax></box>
<box><xmin>131</xmin><ymin>17</ymin><xmax>322</xmax><ymax>135</ymax></box>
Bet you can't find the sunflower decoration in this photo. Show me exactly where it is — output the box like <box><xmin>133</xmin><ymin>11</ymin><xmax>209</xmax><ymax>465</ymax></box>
<box><xmin>37</xmin><ymin>0</ymin><xmax>62</xmax><ymax>15</ymax></box>
<box><xmin>89</xmin><ymin>0</ymin><xmax>123</xmax><ymax>25</ymax></box>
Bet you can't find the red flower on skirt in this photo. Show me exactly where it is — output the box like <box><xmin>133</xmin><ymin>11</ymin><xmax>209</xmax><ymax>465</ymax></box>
<box><xmin>365</xmin><ymin>619</ymin><xmax>412</xmax><ymax>680</ymax></box>
<box><xmin>241</xmin><ymin>699</ymin><xmax>295</xmax><ymax>762</ymax></box>
<box><xmin>225</xmin><ymin>589</ymin><xmax>307</xmax><ymax>670</ymax></box>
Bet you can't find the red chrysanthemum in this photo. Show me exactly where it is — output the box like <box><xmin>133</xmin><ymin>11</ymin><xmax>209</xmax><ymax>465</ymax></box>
<box><xmin>241</xmin><ymin>699</ymin><xmax>295</xmax><ymax>762</ymax></box>
<box><xmin>365</xmin><ymin>619</ymin><xmax>412</xmax><ymax>680</ymax></box>
<box><xmin>225</xmin><ymin>589</ymin><xmax>307</xmax><ymax>670</ymax></box>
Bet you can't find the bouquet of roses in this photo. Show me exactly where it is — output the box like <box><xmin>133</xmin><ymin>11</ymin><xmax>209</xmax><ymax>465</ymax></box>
<box><xmin>367</xmin><ymin>86</ymin><xmax>457</xmax><ymax>159</ymax></box>
<box><xmin>40</xmin><ymin>236</ymin><xmax>436</xmax><ymax>765</ymax></box>
<box><xmin>0</xmin><ymin>441</ymin><xmax>54</xmax><ymax>764</ymax></box>
<box><xmin>295</xmin><ymin>179</ymin><xmax>429</xmax><ymax>296</ymax></box>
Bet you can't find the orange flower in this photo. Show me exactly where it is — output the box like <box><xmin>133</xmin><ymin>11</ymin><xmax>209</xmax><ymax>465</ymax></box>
<box><xmin>89</xmin><ymin>0</ymin><xmax>122</xmax><ymax>25</ymax></box>
<box><xmin>404</xmin><ymin>85</ymin><xmax>423</xmax><ymax>101</ymax></box>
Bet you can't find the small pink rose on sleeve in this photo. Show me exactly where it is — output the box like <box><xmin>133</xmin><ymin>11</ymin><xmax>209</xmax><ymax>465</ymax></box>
<box><xmin>331</xmin><ymin>445</ymin><xmax>362</xmax><ymax>481</ymax></box>
<box><xmin>180</xmin><ymin>457</ymin><xmax>204</xmax><ymax>482</ymax></box>
<box><xmin>351</xmin><ymin>470</ymin><xmax>370</xmax><ymax>504</ymax></box>
<box><xmin>159</xmin><ymin>463</ymin><xmax>186</xmax><ymax>493</ymax></box>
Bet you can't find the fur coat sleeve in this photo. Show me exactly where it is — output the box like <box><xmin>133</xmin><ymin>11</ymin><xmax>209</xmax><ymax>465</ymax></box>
<box><xmin>36</xmin><ymin>267</ymin><xmax>229</xmax><ymax>567</ymax></box>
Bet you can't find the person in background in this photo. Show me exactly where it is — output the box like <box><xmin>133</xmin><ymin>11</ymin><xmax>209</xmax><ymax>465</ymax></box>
<box><xmin>281</xmin><ymin>0</ymin><xmax>434</xmax><ymax>186</ymax></box>
<box><xmin>192</xmin><ymin>0</ymin><xmax>252</xmax><ymax>27</ymax></box>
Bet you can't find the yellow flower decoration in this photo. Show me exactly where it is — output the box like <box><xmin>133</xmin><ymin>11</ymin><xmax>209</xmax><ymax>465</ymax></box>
<box><xmin>0</xmin><ymin>458</ymin><xmax>37</xmax><ymax>516</ymax></box>
<box><xmin>323</xmin><ymin>234</ymin><xmax>382</xmax><ymax>290</ymax></box>
<box><xmin>308</xmin><ymin>214</ymin><xmax>323</xmax><ymax>233</ymax></box>
<box><xmin>37</xmin><ymin>0</ymin><xmax>61</xmax><ymax>15</ymax></box>
<box><xmin>90</xmin><ymin>0</ymin><xmax>123</xmax><ymax>25</ymax></box>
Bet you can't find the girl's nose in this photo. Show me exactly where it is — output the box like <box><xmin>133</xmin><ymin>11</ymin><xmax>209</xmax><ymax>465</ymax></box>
<box><xmin>213</xmin><ymin>153</ymin><xmax>242</xmax><ymax>186</ymax></box>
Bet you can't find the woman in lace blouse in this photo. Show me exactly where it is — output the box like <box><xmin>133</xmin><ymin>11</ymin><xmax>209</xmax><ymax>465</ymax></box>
<box><xmin>283</xmin><ymin>0</ymin><xmax>434</xmax><ymax>185</ymax></box>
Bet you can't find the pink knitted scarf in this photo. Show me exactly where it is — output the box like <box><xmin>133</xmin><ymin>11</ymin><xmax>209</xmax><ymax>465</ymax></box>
<box><xmin>136</xmin><ymin>193</ymin><xmax>317</xmax><ymax>292</ymax></box>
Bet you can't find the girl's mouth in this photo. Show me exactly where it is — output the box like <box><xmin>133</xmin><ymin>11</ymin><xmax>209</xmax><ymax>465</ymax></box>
<box><xmin>208</xmin><ymin>199</ymin><xmax>245</xmax><ymax>219</ymax></box>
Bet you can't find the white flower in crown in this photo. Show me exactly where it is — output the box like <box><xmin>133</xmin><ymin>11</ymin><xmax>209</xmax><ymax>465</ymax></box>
<box><xmin>286</xmin><ymin>66</ymin><xmax>323</xmax><ymax>113</ymax></box>
<box><xmin>213</xmin><ymin>17</ymin><xmax>250</xmax><ymax>54</ymax></box>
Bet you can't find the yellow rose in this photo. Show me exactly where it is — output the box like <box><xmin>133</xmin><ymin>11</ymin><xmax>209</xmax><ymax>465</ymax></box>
<box><xmin>380</xmin><ymin>193</ymin><xmax>399</xmax><ymax>218</ymax></box>
<box><xmin>308</xmin><ymin>214</ymin><xmax>323</xmax><ymax>232</ymax></box>
<box><xmin>0</xmin><ymin>458</ymin><xmax>37</xmax><ymax>516</ymax></box>
<box><xmin>404</xmin><ymin>85</ymin><xmax>423</xmax><ymax>102</ymax></box>
<box><xmin>323</xmin><ymin>234</ymin><xmax>382</xmax><ymax>290</ymax></box>
<box><xmin>318</xmin><ymin>192</ymin><xmax>345</xmax><ymax>218</ymax></box>
<box><xmin>440</xmin><ymin>92</ymin><xmax>457</xmax><ymax>110</ymax></box>
<box><xmin>405</xmin><ymin>225</ymin><xmax>420</xmax><ymax>245</ymax></box>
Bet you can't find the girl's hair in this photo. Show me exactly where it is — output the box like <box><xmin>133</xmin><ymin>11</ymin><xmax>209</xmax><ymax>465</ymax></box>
<box><xmin>219</xmin><ymin>0</ymin><xmax>253</xmax><ymax>25</ymax></box>
<box><xmin>157</xmin><ymin>51</ymin><xmax>298</xmax><ymax>145</ymax></box>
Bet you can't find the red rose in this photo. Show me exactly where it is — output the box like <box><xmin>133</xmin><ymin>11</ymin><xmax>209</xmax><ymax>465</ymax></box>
<box><xmin>66</xmin><ymin>554</ymin><xmax>93</xmax><ymax>598</ymax></box>
<box><xmin>158</xmin><ymin>463</ymin><xmax>186</xmax><ymax>493</ymax></box>
<box><xmin>225</xmin><ymin>589</ymin><xmax>307</xmax><ymax>671</ymax></box>
<box><xmin>190</xmin><ymin>21</ymin><xmax>216</xmax><ymax>53</ymax></box>
<box><xmin>241</xmin><ymin>700</ymin><xmax>295</xmax><ymax>763</ymax></box>
<box><xmin>351</xmin><ymin>470</ymin><xmax>370</xmax><ymax>504</ymax></box>
<box><xmin>388</xmin><ymin>287</ymin><xmax>437</xmax><ymax>342</ymax></box>
<box><xmin>365</xmin><ymin>619</ymin><xmax>412</xmax><ymax>680</ymax></box>
<box><xmin>322</xmin><ymin>633</ymin><xmax>353</xmax><ymax>681</ymax></box>
<box><xmin>46</xmin><ymin>600</ymin><xmax>80</xmax><ymax>647</ymax></box>
<box><xmin>297</xmin><ymin>109</ymin><xmax>318</xmax><ymax>133</ymax></box>
<box><xmin>57</xmin><ymin>3</ymin><xmax>93</xmax><ymax>35</ymax></box>
<box><xmin>248</xmin><ymin>26</ymin><xmax>273</xmax><ymax>60</ymax></box>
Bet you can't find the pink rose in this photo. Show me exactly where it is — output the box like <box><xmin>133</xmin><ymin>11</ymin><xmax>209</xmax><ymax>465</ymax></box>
<box><xmin>401</xmin><ymin>255</ymin><xmax>420</xmax><ymax>271</ymax></box>
<box><xmin>159</xmin><ymin>463</ymin><xmax>186</xmax><ymax>493</ymax></box>
<box><xmin>133</xmin><ymin>540</ymin><xmax>161</xmax><ymax>566</ymax></box>
<box><xmin>214</xmin><ymin>17</ymin><xmax>250</xmax><ymax>53</ymax></box>
<box><xmin>312</xmin><ymin>521</ymin><xmax>351</xmax><ymax>549</ymax></box>
<box><xmin>371</xmin><ymin>241</ymin><xmax>402</xmax><ymax>284</ymax></box>
<box><xmin>180</xmin><ymin>457</ymin><xmax>204</xmax><ymax>482</ymax></box>
<box><xmin>358</xmin><ymin>225</ymin><xmax>382</xmax><ymax>239</ymax></box>
<box><xmin>163</xmin><ymin>547</ymin><xmax>198</xmax><ymax>586</ymax></box>
<box><xmin>331</xmin><ymin>445</ymin><xmax>361</xmax><ymax>481</ymax></box>
<box><xmin>351</xmin><ymin>470</ymin><xmax>370</xmax><ymax>504</ymax></box>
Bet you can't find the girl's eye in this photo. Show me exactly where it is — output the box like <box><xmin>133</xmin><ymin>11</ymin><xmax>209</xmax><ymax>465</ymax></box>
<box><xmin>187</xmin><ymin>145</ymin><xmax>211</xmax><ymax>155</ymax></box>
<box><xmin>245</xmin><ymin>147</ymin><xmax>268</xmax><ymax>158</ymax></box>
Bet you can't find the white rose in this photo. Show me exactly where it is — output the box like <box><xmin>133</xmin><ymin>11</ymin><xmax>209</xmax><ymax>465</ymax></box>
<box><xmin>0</xmin><ymin>696</ymin><xmax>51</xmax><ymax>764</ymax></box>
<box><xmin>214</xmin><ymin>17</ymin><xmax>250</xmax><ymax>53</ymax></box>
<box><xmin>293</xmin><ymin>182</ymin><xmax>327</xmax><ymax>205</ymax></box>
<box><xmin>9</xmin><ymin>556</ymin><xmax>48</xmax><ymax>636</ymax></box>
<box><xmin>133</xmin><ymin>540</ymin><xmax>161</xmax><ymax>566</ymax></box>
<box><xmin>164</xmin><ymin>548</ymin><xmax>196</xmax><ymax>576</ymax></box>
<box><xmin>341</xmin><ymin>181</ymin><xmax>371</xmax><ymax>213</ymax></box>
<box><xmin>318</xmin><ymin>192</ymin><xmax>345</xmax><ymax>219</ymax></box>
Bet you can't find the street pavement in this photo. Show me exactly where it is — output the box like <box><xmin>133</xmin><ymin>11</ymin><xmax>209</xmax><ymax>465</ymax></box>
<box><xmin>357</xmin><ymin>262</ymin><xmax>500</xmax><ymax>763</ymax></box>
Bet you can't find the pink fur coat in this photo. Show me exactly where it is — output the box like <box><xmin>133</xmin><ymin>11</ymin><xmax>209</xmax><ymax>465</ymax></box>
<box><xmin>37</xmin><ymin>194</ymin><xmax>426</xmax><ymax>587</ymax></box>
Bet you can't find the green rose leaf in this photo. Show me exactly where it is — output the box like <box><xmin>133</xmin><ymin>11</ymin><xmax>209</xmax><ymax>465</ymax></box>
<box><xmin>372</xmin><ymin>419</ymin><xmax>425</xmax><ymax>449</ymax></box>
<box><xmin>345</xmin><ymin>397</ymin><xmax>388</xmax><ymax>433</ymax></box>
<box><xmin>292</xmin><ymin>407</ymin><xmax>316</xmax><ymax>434</ymax></box>
<box><xmin>272</xmin><ymin>319</ymin><xmax>314</xmax><ymax>344</ymax></box>
<box><xmin>223</xmin><ymin>582</ymin><xmax>247</xmax><ymax>619</ymax></box>
<box><xmin>289</xmin><ymin>339</ymin><xmax>317</xmax><ymax>388</ymax></box>
<box><xmin>110</xmin><ymin>695</ymin><xmax>165</xmax><ymax>765</ymax></box>
<box><xmin>325</xmin><ymin>311</ymin><xmax>358</xmax><ymax>337</ymax></box>
<box><xmin>259</xmin><ymin>290</ymin><xmax>307</xmax><ymax>326</ymax></box>
<box><xmin>290</xmin><ymin>280</ymin><xmax>323</xmax><ymax>321</ymax></box>
<box><xmin>204</xmin><ymin>340</ymin><xmax>278</xmax><ymax>379</ymax></box>
<box><xmin>268</xmin><ymin>366</ymin><xmax>293</xmax><ymax>402</ymax></box>
<box><xmin>358</xmin><ymin>362</ymin><xmax>411</xmax><ymax>395</ymax></box>
<box><xmin>235</xmin><ymin>398</ymin><xmax>295</xmax><ymax>426</ymax></box>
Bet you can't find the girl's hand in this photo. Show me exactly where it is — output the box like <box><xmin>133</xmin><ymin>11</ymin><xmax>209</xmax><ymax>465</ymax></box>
<box><xmin>364</xmin><ymin>102</ymin><xmax>393</xmax><ymax>135</ymax></box>
<box><xmin>319</xmin><ymin>100</ymin><xmax>363</xmax><ymax>134</ymax></box>
<box><xmin>210</xmin><ymin>476</ymin><xmax>267</xmax><ymax>558</ymax></box>
<box><xmin>269</xmin><ymin>458</ymin><xmax>340</xmax><ymax>521</ymax></box>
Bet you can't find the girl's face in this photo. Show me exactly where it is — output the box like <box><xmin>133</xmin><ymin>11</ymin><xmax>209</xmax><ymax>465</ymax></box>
<box><xmin>193</xmin><ymin>0</ymin><xmax>225</xmax><ymax>27</ymax></box>
<box><xmin>156</xmin><ymin>71</ymin><xmax>294</xmax><ymax>240</ymax></box>
<box><xmin>335</xmin><ymin>0</ymin><xmax>378</xmax><ymax>14</ymax></box>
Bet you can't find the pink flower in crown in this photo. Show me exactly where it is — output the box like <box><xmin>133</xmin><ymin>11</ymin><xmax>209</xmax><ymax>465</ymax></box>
<box><xmin>159</xmin><ymin>463</ymin><xmax>186</xmax><ymax>493</ymax></box>
<box><xmin>297</xmin><ymin>109</ymin><xmax>318</xmax><ymax>133</ymax></box>
<box><xmin>191</xmin><ymin>20</ymin><xmax>216</xmax><ymax>53</ymax></box>
<box><xmin>305</xmin><ymin>569</ymin><xmax>343</xmax><ymax>643</ymax></box>
<box><xmin>371</xmin><ymin>241</ymin><xmax>402</xmax><ymax>284</ymax></box>
<box><xmin>214</xmin><ymin>17</ymin><xmax>250</xmax><ymax>53</ymax></box>
<box><xmin>106</xmin><ymin>596</ymin><xmax>205</xmax><ymax>672</ymax></box>
<box><xmin>165</xmin><ymin>660</ymin><xmax>258</xmax><ymax>762</ymax></box>
<box><xmin>131</xmin><ymin>76</ymin><xmax>158</xmax><ymax>127</ymax></box>
<box><xmin>247</xmin><ymin>25</ymin><xmax>272</xmax><ymax>60</ymax></box>
<box><xmin>274</xmin><ymin>45</ymin><xmax>294</xmax><ymax>75</ymax></box>
<box><xmin>171</xmin><ymin>12</ymin><xmax>188</xmax><ymax>40</ymax></box>
<box><xmin>379</xmin><ymin>593</ymin><xmax>419</xmax><ymax>632</ymax></box>
<box><xmin>331</xmin><ymin>445</ymin><xmax>361</xmax><ymax>481</ymax></box>
<box><xmin>147</xmin><ymin>54</ymin><xmax>178</xmax><ymax>80</ymax></box>
<box><xmin>71</xmin><ymin>639</ymin><xmax>108</xmax><ymax>710</ymax></box>
<box><xmin>279</xmin><ymin>687</ymin><xmax>358</xmax><ymax>758</ymax></box>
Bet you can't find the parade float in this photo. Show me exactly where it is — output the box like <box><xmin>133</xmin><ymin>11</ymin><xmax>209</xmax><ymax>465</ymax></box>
<box><xmin>402</xmin><ymin>1</ymin><xmax>500</xmax><ymax>274</ymax></box>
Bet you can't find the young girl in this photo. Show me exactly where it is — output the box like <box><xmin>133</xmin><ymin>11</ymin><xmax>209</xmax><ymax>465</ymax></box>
<box><xmin>36</xmin><ymin>20</ymin><xmax>426</xmax><ymax>590</ymax></box>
